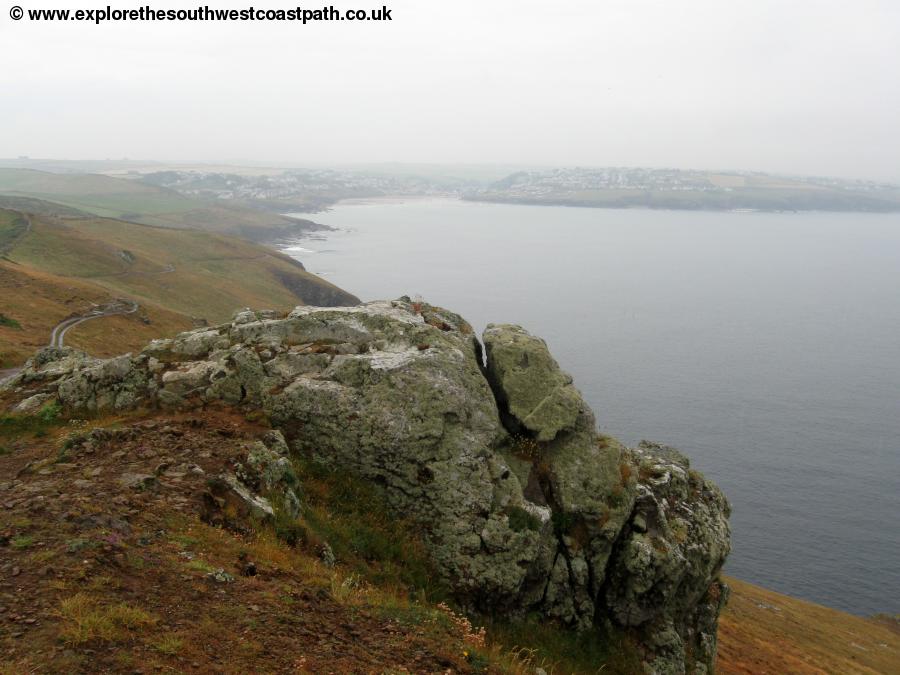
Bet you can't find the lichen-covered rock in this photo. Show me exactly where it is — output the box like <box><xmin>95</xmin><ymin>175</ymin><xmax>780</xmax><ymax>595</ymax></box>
<box><xmin>201</xmin><ymin>473</ymin><xmax>275</xmax><ymax>528</ymax></box>
<box><xmin>1</xmin><ymin>346</ymin><xmax>96</xmax><ymax>389</ymax></box>
<box><xmin>12</xmin><ymin>392</ymin><xmax>53</xmax><ymax>414</ymax></box>
<box><xmin>484</xmin><ymin>324</ymin><xmax>641</xmax><ymax>628</ymax></box>
<box><xmin>1</xmin><ymin>348</ymin><xmax>151</xmax><ymax>412</ymax></box>
<box><xmin>483</xmin><ymin>324</ymin><xmax>585</xmax><ymax>441</ymax></box>
<box><xmin>57</xmin><ymin>354</ymin><xmax>152</xmax><ymax>412</ymax></box>
<box><xmin>603</xmin><ymin>442</ymin><xmax>731</xmax><ymax>673</ymax></box>
<box><xmin>0</xmin><ymin>300</ymin><xmax>731</xmax><ymax>674</ymax></box>
<box><xmin>236</xmin><ymin>431</ymin><xmax>302</xmax><ymax>518</ymax></box>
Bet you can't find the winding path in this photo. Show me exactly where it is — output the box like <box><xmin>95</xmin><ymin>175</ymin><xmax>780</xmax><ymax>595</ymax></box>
<box><xmin>48</xmin><ymin>299</ymin><xmax>139</xmax><ymax>348</ymax></box>
<box><xmin>0</xmin><ymin>299</ymin><xmax>139</xmax><ymax>385</ymax></box>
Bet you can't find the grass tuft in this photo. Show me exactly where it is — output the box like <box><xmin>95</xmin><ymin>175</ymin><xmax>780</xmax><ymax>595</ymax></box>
<box><xmin>153</xmin><ymin>633</ymin><xmax>184</xmax><ymax>655</ymax></box>
<box><xmin>11</xmin><ymin>534</ymin><xmax>34</xmax><ymax>550</ymax></box>
<box><xmin>58</xmin><ymin>593</ymin><xmax>156</xmax><ymax>645</ymax></box>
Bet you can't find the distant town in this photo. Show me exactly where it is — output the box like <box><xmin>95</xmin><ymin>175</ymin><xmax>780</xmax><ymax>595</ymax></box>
<box><xmin>2</xmin><ymin>158</ymin><xmax>898</xmax><ymax>213</ymax></box>
<box><xmin>136</xmin><ymin>165</ymin><xmax>900</xmax><ymax>213</ymax></box>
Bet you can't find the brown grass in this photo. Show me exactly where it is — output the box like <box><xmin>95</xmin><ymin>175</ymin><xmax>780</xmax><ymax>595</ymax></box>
<box><xmin>58</xmin><ymin>593</ymin><xmax>156</xmax><ymax>645</ymax></box>
<box><xmin>718</xmin><ymin>576</ymin><xmax>900</xmax><ymax>674</ymax></box>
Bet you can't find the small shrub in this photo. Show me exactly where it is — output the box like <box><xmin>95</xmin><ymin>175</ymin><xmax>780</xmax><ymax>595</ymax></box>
<box><xmin>66</xmin><ymin>538</ymin><xmax>94</xmax><ymax>554</ymax></box>
<box><xmin>295</xmin><ymin>456</ymin><xmax>448</xmax><ymax>600</ymax></box>
<box><xmin>485</xmin><ymin>616</ymin><xmax>643</xmax><ymax>674</ymax></box>
<box><xmin>28</xmin><ymin>549</ymin><xmax>56</xmax><ymax>564</ymax></box>
<box><xmin>168</xmin><ymin>533</ymin><xmax>200</xmax><ymax>548</ymax></box>
<box><xmin>609</xmin><ymin>482</ymin><xmax>627</xmax><ymax>507</ymax></box>
<box><xmin>272</xmin><ymin>506</ymin><xmax>315</xmax><ymax>549</ymax></box>
<box><xmin>506</xmin><ymin>506</ymin><xmax>542</xmax><ymax>533</ymax></box>
<box><xmin>551</xmin><ymin>510</ymin><xmax>576</xmax><ymax>537</ymax></box>
<box><xmin>246</xmin><ymin>530</ymin><xmax>295</xmax><ymax>572</ymax></box>
<box><xmin>329</xmin><ymin>572</ymin><xmax>369</xmax><ymax>604</ymax></box>
<box><xmin>61</xmin><ymin>433</ymin><xmax>87</xmax><ymax>452</ymax></box>
<box><xmin>436</xmin><ymin>602</ymin><xmax>486</xmax><ymax>648</ymax></box>
<box><xmin>511</xmin><ymin>435</ymin><xmax>541</xmax><ymax>459</ymax></box>
<box><xmin>0</xmin><ymin>314</ymin><xmax>21</xmax><ymax>329</ymax></box>
<box><xmin>126</xmin><ymin>553</ymin><xmax>146</xmax><ymax>570</ymax></box>
<box><xmin>0</xmin><ymin>407</ymin><xmax>66</xmax><ymax>441</ymax></box>
<box><xmin>37</xmin><ymin>401</ymin><xmax>62</xmax><ymax>424</ymax></box>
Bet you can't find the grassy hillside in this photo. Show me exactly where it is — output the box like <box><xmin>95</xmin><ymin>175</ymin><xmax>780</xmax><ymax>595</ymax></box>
<box><xmin>0</xmin><ymin>207</ymin><xmax>358</xmax><ymax>366</ymax></box>
<box><xmin>0</xmin><ymin>259</ymin><xmax>193</xmax><ymax>368</ymax></box>
<box><xmin>0</xmin><ymin>169</ymin><xmax>321</xmax><ymax>241</ymax></box>
<box><xmin>718</xmin><ymin>577</ymin><xmax>899</xmax><ymax>674</ymax></box>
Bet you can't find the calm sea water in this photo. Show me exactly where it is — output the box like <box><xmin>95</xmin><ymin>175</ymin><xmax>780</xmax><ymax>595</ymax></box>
<box><xmin>283</xmin><ymin>199</ymin><xmax>900</xmax><ymax>616</ymax></box>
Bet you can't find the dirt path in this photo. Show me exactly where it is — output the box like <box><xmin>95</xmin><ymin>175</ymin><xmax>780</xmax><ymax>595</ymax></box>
<box><xmin>48</xmin><ymin>299</ymin><xmax>139</xmax><ymax>348</ymax></box>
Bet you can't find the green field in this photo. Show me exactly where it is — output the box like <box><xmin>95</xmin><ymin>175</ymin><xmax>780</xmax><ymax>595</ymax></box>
<box><xmin>0</xmin><ymin>169</ymin><xmax>320</xmax><ymax>240</ymax></box>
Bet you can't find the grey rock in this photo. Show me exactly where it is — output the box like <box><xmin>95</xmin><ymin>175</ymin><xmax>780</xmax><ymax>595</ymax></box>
<box><xmin>237</xmin><ymin>433</ymin><xmax>302</xmax><ymax>518</ymax></box>
<box><xmin>206</xmin><ymin>568</ymin><xmax>235</xmax><ymax>583</ymax></box>
<box><xmin>12</xmin><ymin>393</ymin><xmax>53</xmax><ymax>414</ymax></box>
<box><xmin>117</xmin><ymin>473</ymin><xmax>157</xmax><ymax>491</ymax></box>
<box><xmin>2</xmin><ymin>299</ymin><xmax>731</xmax><ymax>674</ymax></box>
<box><xmin>201</xmin><ymin>473</ymin><xmax>275</xmax><ymax>526</ymax></box>
<box><xmin>484</xmin><ymin>324</ymin><xmax>586</xmax><ymax>441</ymax></box>
<box><xmin>319</xmin><ymin>542</ymin><xmax>336</xmax><ymax>568</ymax></box>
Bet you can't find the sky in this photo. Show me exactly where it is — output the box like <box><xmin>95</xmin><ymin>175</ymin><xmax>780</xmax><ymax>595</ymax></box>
<box><xmin>1</xmin><ymin>0</ymin><xmax>899</xmax><ymax>181</ymax></box>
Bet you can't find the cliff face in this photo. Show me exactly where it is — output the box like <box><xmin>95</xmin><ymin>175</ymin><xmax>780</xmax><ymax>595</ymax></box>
<box><xmin>2</xmin><ymin>299</ymin><xmax>731</xmax><ymax>674</ymax></box>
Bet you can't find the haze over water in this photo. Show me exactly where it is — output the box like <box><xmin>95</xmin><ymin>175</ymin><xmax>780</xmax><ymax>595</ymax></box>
<box><xmin>284</xmin><ymin>199</ymin><xmax>900</xmax><ymax>616</ymax></box>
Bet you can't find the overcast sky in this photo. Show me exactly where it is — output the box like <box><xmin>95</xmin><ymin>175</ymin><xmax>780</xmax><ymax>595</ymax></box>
<box><xmin>1</xmin><ymin>0</ymin><xmax>898</xmax><ymax>180</ymax></box>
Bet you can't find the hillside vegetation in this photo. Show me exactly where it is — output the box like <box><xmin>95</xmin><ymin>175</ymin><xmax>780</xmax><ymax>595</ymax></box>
<box><xmin>0</xmin><ymin>206</ymin><xmax>358</xmax><ymax>367</ymax></box>
<box><xmin>0</xmin><ymin>255</ymin><xmax>196</xmax><ymax>368</ymax></box>
<box><xmin>0</xmin><ymin>406</ymin><xmax>642</xmax><ymax>674</ymax></box>
<box><xmin>0</xmin><ymin>169</ymin><xmax>321</xmax><ymax>241</ymax></box>
<box><xmin>0</xmin><ymin>401</ymin><xmax>895</xmax><ymax>674</ymax></box>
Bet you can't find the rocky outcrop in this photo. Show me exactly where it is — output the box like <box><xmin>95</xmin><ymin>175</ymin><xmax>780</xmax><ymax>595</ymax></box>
<box><xmin>1</xmin><ymin>299</ymin><xmax>731</xmax><ymax>674</ymax></box>
<box><xmin>483</xmin><ymin>324</ymin><xmax>586</xmax><ymax>441</ymax></box>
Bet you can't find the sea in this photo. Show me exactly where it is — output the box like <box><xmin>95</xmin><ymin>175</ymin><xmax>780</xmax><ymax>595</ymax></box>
<box><xmin>281</xmin><ymin>198</ymin><xmax>900</xmax><ymax>616</ymax></box>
